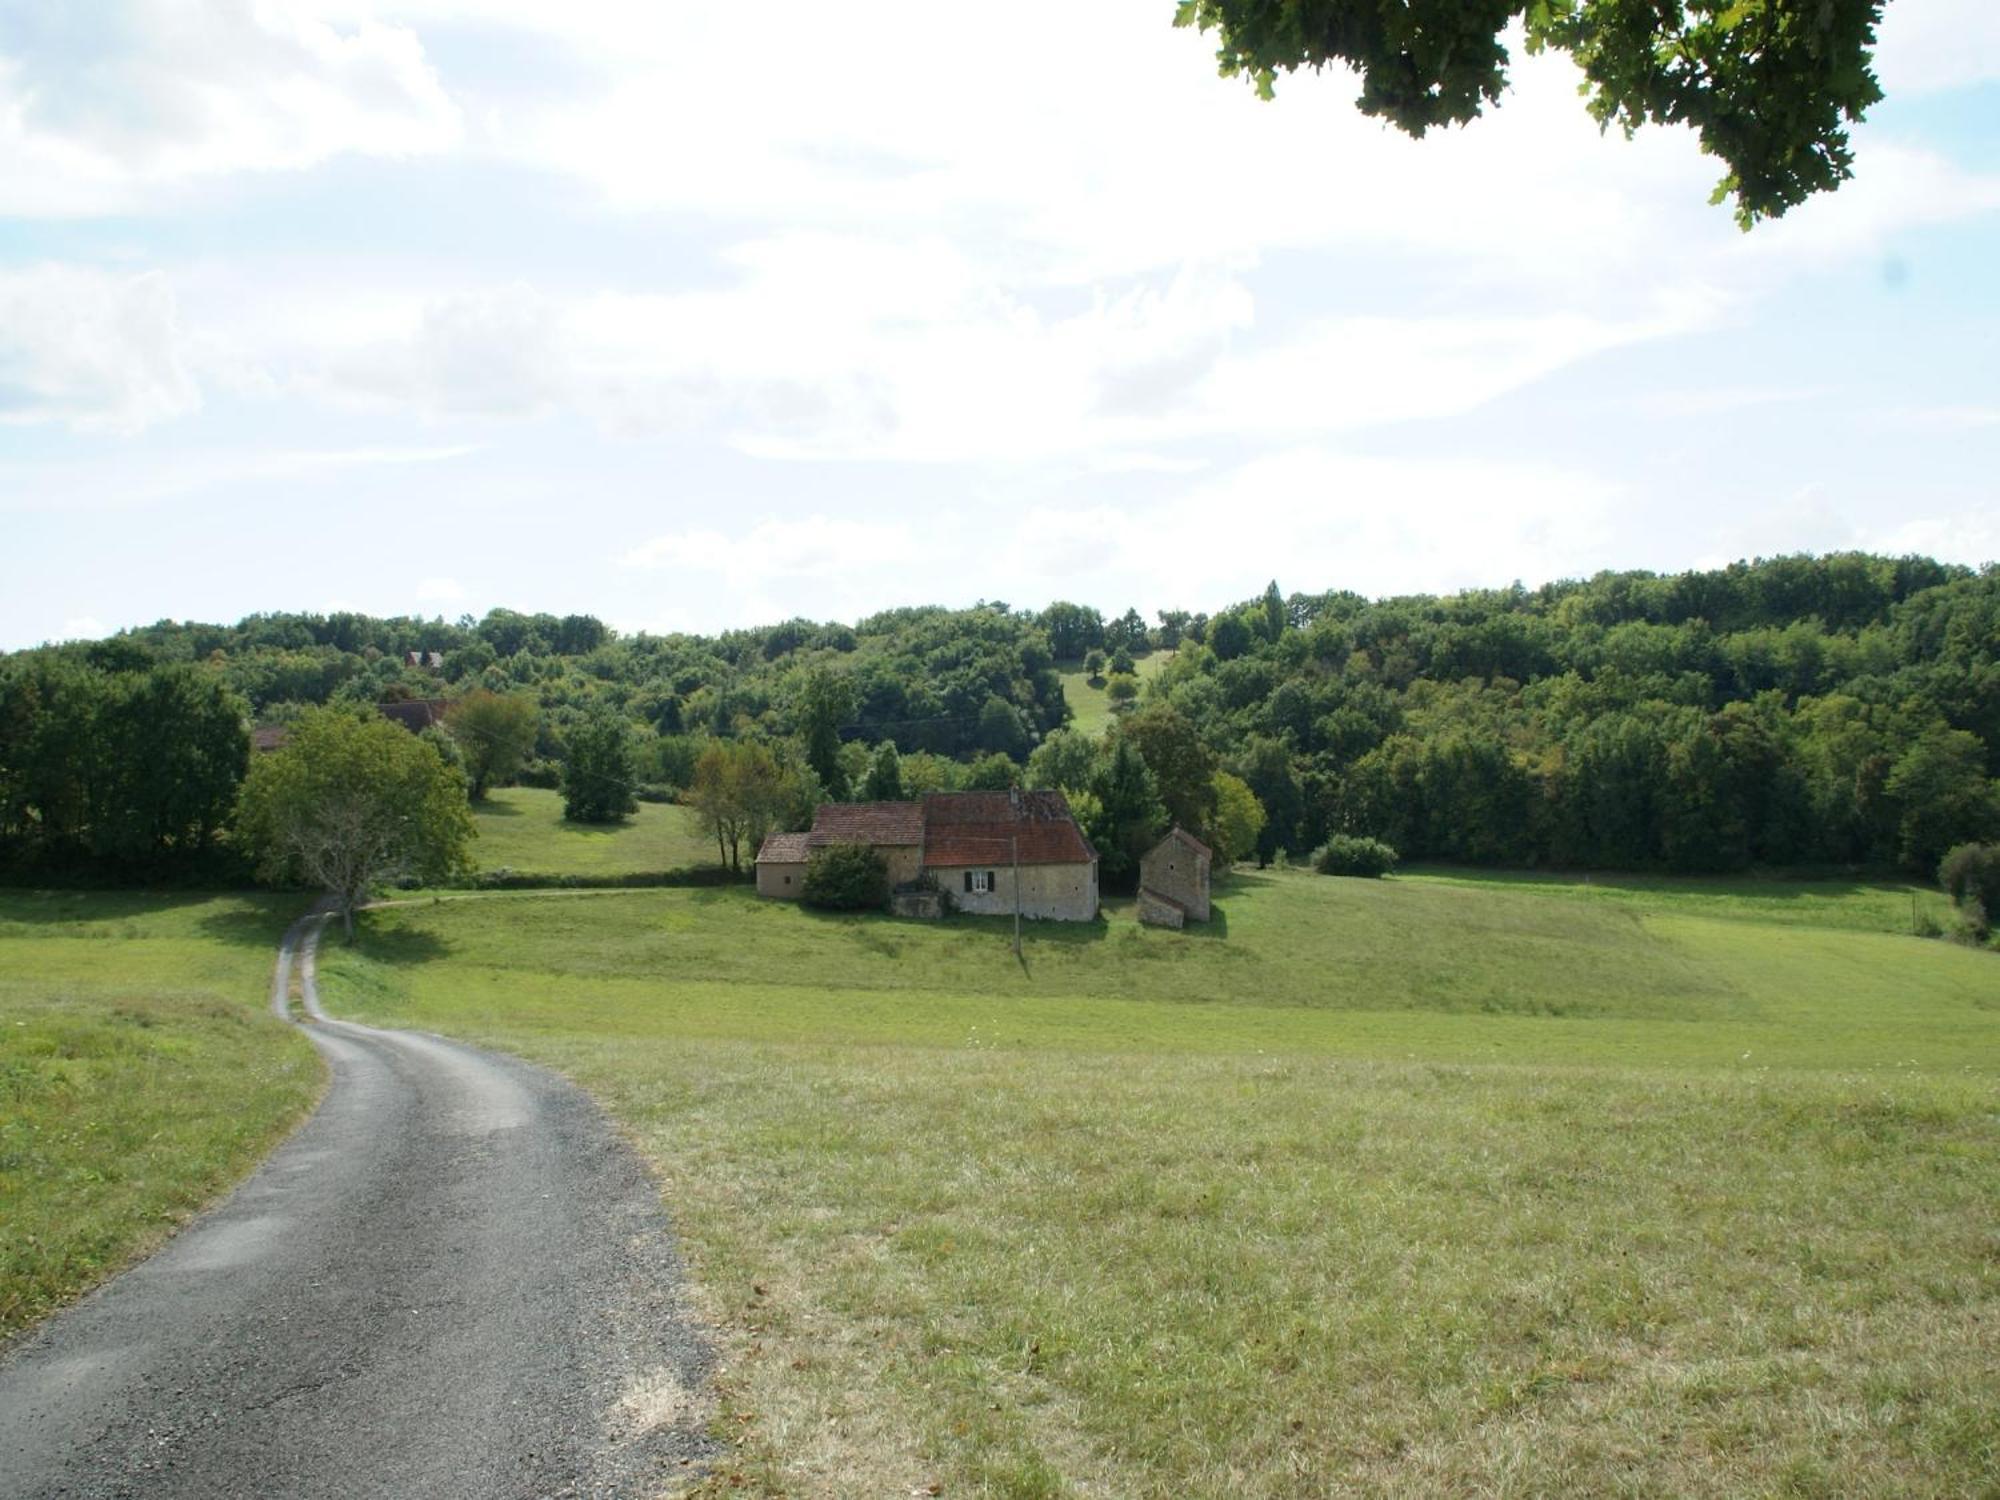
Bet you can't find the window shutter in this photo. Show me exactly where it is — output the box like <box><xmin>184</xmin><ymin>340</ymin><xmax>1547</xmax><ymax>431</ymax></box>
<box><xmin>964</xmin><ymin>871</ymin><xmax>972</xmax><ymax>893</ymax></box>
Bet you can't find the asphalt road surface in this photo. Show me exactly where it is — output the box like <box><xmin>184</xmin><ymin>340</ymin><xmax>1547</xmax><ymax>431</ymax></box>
<box><xmin>0</xmin><ymin>907</ymin><xmax>715</xmax><ymax>1499</ymax></box>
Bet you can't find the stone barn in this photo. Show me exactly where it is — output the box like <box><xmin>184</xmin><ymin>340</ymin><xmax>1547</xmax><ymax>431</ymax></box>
<box><xmin>754</xmin><ymin>789</ymin><xmax>1099</xmax><ymax>921</ymax></box>
<box><xmin>1138</xmin><ymin>826</ymin><xmax>1212</xmax><ymax>928</ymax></box>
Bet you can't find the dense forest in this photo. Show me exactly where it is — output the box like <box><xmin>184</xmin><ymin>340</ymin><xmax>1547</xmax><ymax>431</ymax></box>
<box><xmin>3</xmin><ymin>553</ymin><xmax>1996</xmax><ymax>886</ymax></box>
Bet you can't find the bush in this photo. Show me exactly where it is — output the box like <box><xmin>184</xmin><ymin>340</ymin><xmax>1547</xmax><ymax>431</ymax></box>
<box><xmin>1938</xmin><ymin>843</ymin><xmax>2000</xmax><ymax>936</ymax></box>
<box><xmin>1313</xmin><ymin>835</ymin><xmax>1399</xmax><ymax>878</ymax></box>
<box><xmin>802</xmin><ymin>842</ymin><xmax>890</xmax><ymax>911</ymax></box>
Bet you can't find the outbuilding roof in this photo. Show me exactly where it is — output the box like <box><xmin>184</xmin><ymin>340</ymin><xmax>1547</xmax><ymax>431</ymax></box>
<box><xmin>1151</xmin><ymin>825</ymin><xmax>1213</xmax><ymax>860</ymax></box>
<box><xmin>921</xmin><ymin>789</ymin><xmax>1096</xmax><ymax>868</ymax></box>
<box><xmin>756</xmin><ymin>831</ymin><xmax>813</xmax><ymax>865</ymax></box>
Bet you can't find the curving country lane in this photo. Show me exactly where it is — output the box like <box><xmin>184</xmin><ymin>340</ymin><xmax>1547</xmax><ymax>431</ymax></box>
<box><xmin>0</xmin><ymin>904</ymin><xmax>715</xmax><ymax>1499</ymax></box>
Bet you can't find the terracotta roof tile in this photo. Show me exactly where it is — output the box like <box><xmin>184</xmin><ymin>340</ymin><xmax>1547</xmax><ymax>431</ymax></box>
<box><xmin>756</xmin><ymin>831</ymin><xmax>813</xmax><ymax>864</ymax></box>
<box><xmin>807</xmin><ymin>800</ymin><xmax>925</xmax><ymax>847</ymax></box>
<box><xmin>921</xmin><ymin>790</ymin><xmax>1096</xmax><ymax>867</ymax></box>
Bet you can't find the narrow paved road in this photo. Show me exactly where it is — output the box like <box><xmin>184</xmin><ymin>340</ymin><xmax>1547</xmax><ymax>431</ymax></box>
<box><xmin>0</xmin><ymin>907</ymin><xmax>715</xmax><ymax>1498</ymax></box>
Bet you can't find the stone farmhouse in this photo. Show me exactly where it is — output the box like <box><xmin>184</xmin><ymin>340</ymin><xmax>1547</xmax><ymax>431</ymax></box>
<box><xmin>1137</xmin><ymin>826</ymin><xmax>1212</xmax><ymax>929</ymax></box>
<box><xmin>755</xmin><ymin>790</ymin><xmax>1099</xmax><ymax>921</ymax></box>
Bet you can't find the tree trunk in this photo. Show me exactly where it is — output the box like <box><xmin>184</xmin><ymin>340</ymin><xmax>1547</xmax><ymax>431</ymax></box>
<box><xmin>341</xmin><ymin>901</ymin><xmax>356</xmax><ymax>943</ymax></box>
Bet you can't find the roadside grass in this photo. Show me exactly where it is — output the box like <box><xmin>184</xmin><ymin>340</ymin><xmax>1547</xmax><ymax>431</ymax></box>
<box><xmin>469</xmin><ymin>786</ymin><xmax>719</xmax><ymax>876</ymax></box>
<box><xmin>0</xmin><ymin>892</ymin><xmax>321</xmax><ymax>1340</ymax></box>
<box><xmin>1056</xmin><ymin>650</ymin><xmax>1173</xmax><ymax>738</ymax></box>
<box><xmin>319</xmin><ymin>871</ymin><xmax>2000</xmax><ymax>1497</ymax></box>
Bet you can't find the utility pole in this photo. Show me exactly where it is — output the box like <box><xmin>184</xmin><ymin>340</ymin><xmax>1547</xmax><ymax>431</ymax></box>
<box><xmin>1010</xmin><ymin>786</ymin><xmax>1022</xmax><ymax>958</ymax></box>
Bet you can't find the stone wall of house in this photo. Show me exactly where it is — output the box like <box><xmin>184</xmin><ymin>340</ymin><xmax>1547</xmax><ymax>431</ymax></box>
<box><xmin>881</xmin><ymin>846</ymin><xmax>925</xmax><ymax>887</ymax></box>
<box><xmin>938</xmin><ymin>861</ymin><xmax>1098</xmax><ymax>921</ymax></box>
<box><xmin>1137</xmin><ymin>888</ymin><xmax>1186</xmax><ymax>929</ymax></box>
<box><xmin>756</xmin><ymin>861</ymin><xmax>807</xmax><ymax>900</ymax></box>
<box><xmin>1140</xmin><ymin>840</ymin><xmax>1211</xmax><ymax>921</ymax></box>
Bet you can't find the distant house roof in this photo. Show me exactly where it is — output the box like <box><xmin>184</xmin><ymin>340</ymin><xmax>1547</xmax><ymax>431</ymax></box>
<box><xmin>378</xmin><ymin>698</ymin><xmax>450</xmax><ymax>733</ymax></box>
<box><xmin>251</xmin><ymin>725</ymin><xmax>290</xmax><ymax>753</ymax></box>
<box><xmin>921</xmin><ymin>789</ymin><xmax>1096</xmax><ymax>868</ymax></box>
<box><xmin>807</xmin><ymin>801</ymin><xmax>926</xmax><ymax>847</ymax></box>
<box><xmin>756</xmin><ymin>831</ymin><xmax>813</xmax><ymax>865</ymax></box>
<box><xmin>1152</xmin><ymin>825</ymin><xmax>1212</xmax><ymax>860</ymax></box>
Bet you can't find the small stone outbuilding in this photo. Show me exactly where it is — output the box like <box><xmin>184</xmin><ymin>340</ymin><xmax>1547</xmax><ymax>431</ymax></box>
<box><xmin>1138</xmin><ymin>826</ymin><xmax>1211</xmax><ymax>926</ymax></box>
<box><xmin>753</xmin><ymin>831</ymin><xmax>811</xmax><ymax>898</ymax></box>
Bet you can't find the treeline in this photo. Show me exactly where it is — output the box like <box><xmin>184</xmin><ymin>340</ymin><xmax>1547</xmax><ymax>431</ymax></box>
<box><xmin>4</xmin><ymin>553</ymin><xmax>1997</xmax><ymax>884</ymax></box>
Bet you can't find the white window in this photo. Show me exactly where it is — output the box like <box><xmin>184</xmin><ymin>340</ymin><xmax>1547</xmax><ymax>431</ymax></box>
<box><xmin>970</xmin><ymin>870</ymin><xmax>992</xmax><ymax>894</ymax></box>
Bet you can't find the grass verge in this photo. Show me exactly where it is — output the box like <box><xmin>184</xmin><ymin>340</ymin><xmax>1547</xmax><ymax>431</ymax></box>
<box><xmin>0</xmin><ymin>891</ymin><xmax>321</xmax><ymax>1341</ymax></box>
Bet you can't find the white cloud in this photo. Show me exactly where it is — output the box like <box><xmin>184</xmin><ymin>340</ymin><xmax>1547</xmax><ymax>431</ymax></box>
<box><xmin>415</xmin><ymin>575</ymin><xmax>465</xmax><ymax>602</ymax></box>
<box><xmin>621</xmin><ymin>515</ymin><xmax>920</xmax><ymax>586</ymax></box>
<box><xmin>0</xmin><ymin>265</ymin><xmax>198</xmax><ymax>433</ymax></box>
<box><xmin>56</xmin><ymin>616</ymin><xmax>109</xmax><ymax>642</ymax></box>
<box><xmin>1874</xmin><ymin>0</ymin><xmax>2000</xmax><ymax>94</ymax></box>
<box><xmin>0</xmin><ymin>1</ymin><xmax>460</xmax><ymax>214</ymax></box>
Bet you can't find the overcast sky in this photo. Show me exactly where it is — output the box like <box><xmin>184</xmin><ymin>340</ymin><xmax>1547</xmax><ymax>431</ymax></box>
<box><xmin>3</xmin><ymin>2</ymin><xmax>1997</xmax><ymax>649</ymax></box>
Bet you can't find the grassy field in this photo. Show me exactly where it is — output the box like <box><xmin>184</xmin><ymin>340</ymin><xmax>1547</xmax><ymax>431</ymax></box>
<box><xmin>469</xmin><ymin>786</ymin><xmax>719</xmax><ymax>876</ymax></box>
<box><xmin>0</xmin><ymin>891</ymin><xmax>321</xmax><ymax>1341</ymax></box>
<box><xmin>1056</xmin><ymin>650</ymin><xmax>1174</xmax><ymax>738</ymax></box>
<box><xmin>319</xmin><ymin>870</ymin><xmax>2000</xmax><ymax>1498</ymax></box>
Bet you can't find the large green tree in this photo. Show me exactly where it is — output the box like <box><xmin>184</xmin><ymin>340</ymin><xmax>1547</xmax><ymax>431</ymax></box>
<box><xmin>445</xmin><ymin>689</ymin><xmax>539</xmax><ymax>801</ymax></box>
<box><xmin>1174</xmin><ymin>0</ymin><xmax>1885</xmax><ymax>226</ymax></box>
<box><xmin>793</xmin><ymin>667</ymin><xmax>857</xmax><ymax>800</ymax></box>
<box><xmin>561</xmin><ymin>710</ymin><xmax>639</xmax><ymax>823</ymax></box>
<box><xmin>235</xmin><ymin>707</ymin><xmax>474</xmax><ymax>939</ymax></box>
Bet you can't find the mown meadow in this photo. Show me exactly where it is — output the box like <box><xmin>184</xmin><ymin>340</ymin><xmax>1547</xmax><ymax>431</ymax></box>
<box><xmin>0</xmin><ymin>892</ymin><xmax>320</xmax><ymax>1340</ymax></box>
<box><xmin>315</xmin><ymin>869</ymin><xmax>2000</xmax><ymax>1498</ymax></box>
<box><xmin>466</xmin><ymin>786</ymin><xmax>718</xmax><ymax>877</ymax></box>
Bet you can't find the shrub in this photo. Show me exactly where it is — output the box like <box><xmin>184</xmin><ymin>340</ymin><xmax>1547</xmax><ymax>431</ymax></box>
<box><xmin>1313</xmin><ymin>835</ymin><xmax>1399</xmax><ymax>878</ymax></box>
<box><xmin>802</xmin><ymin>842</ymin><xmax>890</xmax><ymax>911</ymax></box>
<box><xmin>1938</xmin><ymin>843</ymin><xmax>2000</xmax><ymax>936</ymax></box>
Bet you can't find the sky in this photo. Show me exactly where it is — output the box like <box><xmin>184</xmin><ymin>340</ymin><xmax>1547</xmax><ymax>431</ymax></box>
<box><xmin>2</xmin><ymin>2</ymin><xmax>1997</xmax><ymax>650</ymax></box>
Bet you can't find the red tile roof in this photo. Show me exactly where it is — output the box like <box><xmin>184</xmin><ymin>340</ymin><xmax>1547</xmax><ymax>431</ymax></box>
<box><xmin>756</xmin><ymin>832</ymin><xmax>813</xmax><ymax>864</ymax></box>
<box><xmin>807</xmin><ymin>801</ymin><xmax>926</xmax><ymax>847</ymax></box>
<box><xmin>921</xmin><ymin>790</ymin><xmax>1096</xmax><ymax>868</ymax></box>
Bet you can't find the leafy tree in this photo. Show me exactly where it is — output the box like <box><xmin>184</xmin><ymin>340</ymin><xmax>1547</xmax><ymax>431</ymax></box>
<box><xmin>561</xmin><ymin>710</ymin><xmax>638</xmax><ymax>823</ymax></box>
<box><xmin>1208</xmin><ymin>770</ymin><xmax>1267</xmax><ymax>865</ymax></box>
<box><xmin>1106</xmin><ymin>672</ymin><xmax>1140</xmax><ymax>709</ymax></box>
<box><xmin>1938</xmin><ymin>843</ymin><xmax>2000</xmax><ymax>937</ymax></box>
<box><xmin>1208</xmin><ymin>611</ymin><xmax>1253</xmax><ymax>662</ymax></box>
<box><xmin>964</xmin><ymin>752</ymin><xmax>1023</xmax><ymax>790</ymax></box>
<box><xmin>446</xmin><ymin>690</ymin><xmax>539</xmax><ymax>800</ymax></box>
<box><xmin>235</xmin><ymin>707</ymin><xmax>474</xmax><ymax>939</ymax></box>
<box><xmin>1084</xmin><ymin>649</ymin><xmax>1107</xmax><ymax>681</ymax></box>
<box><xmin>1174</xmin><ymin>0</ymin><xmax>1887</xmax><ymax>226</ymax></box>
<box><xmin>1261</xmin><ymin>580</ymin><xmax>1286</xmax><ymax>643</ymax></box>
<box><xmin>1313</xmin><ymin>834</ymin><xmax>1398</xmax><ymax>878</ymax></box>
<box><xmin>977</xmin><ymin>694</ymin><xmax>1028</xmax><ymax>757</ymax></box>
<box><xmin>1121</xmin><ymin>704</ymin><xmax>1219</xmax><ymax>837</ymax></box>
<box><xmin>685</xmin><ymin>739</ymin><xmax>790</xmax><ymax>871</ymax></box>
<box><xmin>1105</xmin><ymin>607</ymin><xmax>1150</xmax><ymax>653</ymax></box>
<box><xmin>802</xmin><ymin>842</ymin><xmax>890</xmax><ymax>911</ymax></box>
<box><xmin>0</xmin><ymin>655</ymin><xmax>248</xmax><ymax>876</ymax></box>
<box><xmin>1156</xmin><ymin>610</ymin><xmax>1192</xmax><ymax>649</ymax></box>
<box><xmin>1090</xmin><ymin>736</ymin><xmax>1167</xmax><ymax>884</ymax></box>
<box><xmin>1234</xmin><ymin>734</ymin><xmax>1302</xmax><ymax>866</ymax></box>
<box><xmin>1027</xmin><ymin>727</ymin><xmax>1100</xmax><ymax>795</ymax></box>
<box><xmin>1886</xmin><ymin>728</ymin><xmax>1998</xmax><ymax>873</ymax></box>
<box><xmin>1109</xmin><ymin>645</ymin><xmax>1136</xmax><ymax>677</ymax></box>
<box><xmin>793</xmin><ymin>667</ymin><xmax>856</xmax><ymax>798</ymax></box>
<box><xmin>863</xmin><ymin>741</ymin><xmax>905</xmax><ymax>801</ymax></box>
<box><xmin>1038</xmin><ymin>601</ymin><xmax>1106</xmax><ymax>659</ymax></box>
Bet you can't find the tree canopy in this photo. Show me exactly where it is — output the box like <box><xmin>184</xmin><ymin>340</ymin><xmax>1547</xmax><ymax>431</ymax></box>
<box><xmin>235</xmin><ymin>707</ymin><xmax>473</xmax><ymax>937</ymax></box>
<box><xmin>1173</xmin><ymin>0</ymin><xmax>1886</xmax><ymax>226</ymax></box>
